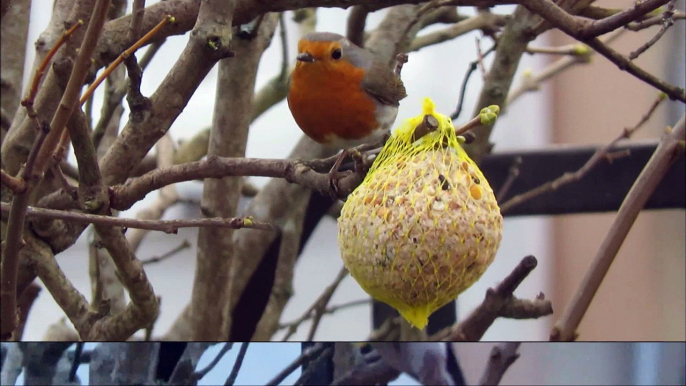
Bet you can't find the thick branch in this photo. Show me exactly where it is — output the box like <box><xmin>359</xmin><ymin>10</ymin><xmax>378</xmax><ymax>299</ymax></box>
<box><xmin>109</xmin><ymin>156</ymin><xmax>366</xmax><ymax>211</ymax></box>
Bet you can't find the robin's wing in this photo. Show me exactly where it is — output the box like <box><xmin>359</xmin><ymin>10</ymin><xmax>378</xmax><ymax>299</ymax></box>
<box><xmin>361</xmin><ymin>62</ymin><xmax>407</xmax><ymax>107</ymax></box>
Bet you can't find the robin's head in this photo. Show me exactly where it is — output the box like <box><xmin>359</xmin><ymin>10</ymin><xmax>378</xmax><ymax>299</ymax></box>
<box><xmin>296</xmin><ymin>32</ymin><xmax>370</xmax><ymax>71</ymax></box>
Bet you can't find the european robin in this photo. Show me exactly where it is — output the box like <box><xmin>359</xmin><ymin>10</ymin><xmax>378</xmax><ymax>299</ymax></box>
<box><xmin>287</xmin><ymin>32</ymin><xmax>408</xmax><ymax>193</ymax></box>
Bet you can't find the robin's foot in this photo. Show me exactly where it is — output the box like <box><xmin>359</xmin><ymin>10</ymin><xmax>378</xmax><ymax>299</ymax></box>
<box><xmin>328</xmin><ymin>169</ymin><xmax>342</xmax><ymax>200</ymax></box>
<box><xmin>327</xmin><ymin>149</ymin><xmax>349</xmax><ymax>200</ymax></box>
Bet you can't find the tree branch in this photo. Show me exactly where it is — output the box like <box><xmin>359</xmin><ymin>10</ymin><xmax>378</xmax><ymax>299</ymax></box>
<box><xmin>193</xmin><ymin>343</ymin><xmax>233</xmax><ymax>382</ymax></box>
<box><xmin>478</xmin><ymin>342</ymin><xmax>521</xmax><ymax>385</ymax></box>
<box><xmin>628</xmin><ymin>1</ymin><xmax>676</xmax><ymax>60</ymax></box>
<box><xmin>0</xmin><ymin>202</ymin><xmax>274</xmax><ymax>233</ymax></box>
<box><xmin>519</xmin><ymin>0</ymin><xmax>685</xmax><ymax>102</ymax></box>
<box><xmin>280</xmin><ymin>267</ymin><xmax>349</xmax><ymax>341</ymax></box>
<box><xmin>347</xmin><ymin>5</ymin><xmax>370</xmax><ymax>47</ymax></box>
<box><xmin>500</xmin><ymin>92</ymin><xmax>666</xmax><ymax>213</ymax></box>
<box><xmin>266</xmin><ymin>343</ymin><xmax>329</xmax><ymax>386</ymax></box>
<box><xmin>409</xmin><ymin>10</ymin><xmax>507</xmax><ymax>52</ymax></box>
<box><xmin>109</xmin><ymin>156</ymin><xmax>367</xmax><ymax>211</ymax></box>
<box><xmin>0</xmin><ymin>169</ymin><xmax>26</xmax><ymax>194</ymax></box>
<box><xmin>225</xmin><ymin>342</ymin><xmax>249</xmax><ymax>386</ymax></box>
<box><xmin>551</xmin><ymin>114</ymin><xmax>685</xmax><ymax>341</ymax></box>
<box><xmin>431</xmin><ymin>256</ymin><xmax>553</xmax><ymax>341</ymax></box>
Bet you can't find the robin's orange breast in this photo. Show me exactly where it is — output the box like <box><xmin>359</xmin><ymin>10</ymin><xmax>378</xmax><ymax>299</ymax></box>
<box><xmin>288</xmin><ymin>60</ymin><xmax>380</xmax><ymax>146</ymax></box>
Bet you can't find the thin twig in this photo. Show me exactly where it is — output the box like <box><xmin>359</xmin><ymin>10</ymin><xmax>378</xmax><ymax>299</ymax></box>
<box><xmin>194</xmin><ymin>343</ymin><xmax>233</xmax><ymax>381</ymax></box>
<box><xmin>508</xmin><ymin>29</ymin><xmax>628</xmax><ymax>108</ymax></box>
<box><xmin>138</xmin><ymin>39</ymin><xmax>165</xmax><ymax>69</ymax></box>
<box><xmin>78</xmin><ymin>15</ymin><xmax>174</xmax><ymax>106</ymax></box>
<box><xmin>280</xmin><ymin>267</ymin><xmax>349</xmax><ymax>341</ymax></box>
<box><xmin>266</xmin><ymin>343</ymin><xmax>327</xmax><ymax>386</ymax></box>
<box><xmin>409</xmin><ymin>12</ymin><xmax>506</xmax><ymax>52</ymax></box>
<box><xmin>629</xmin><ymin>1</ymin><xmax>675</xmax><ymax>60</ymax></box>
<box><xmin>525</xmin><ymin>43</ymin><xmax>588</xmax><ymax>55</ymax></box>
<box><xmin>22</xmin><ymin>20</ymin><xmax>83</xmax><ymax>106</ymax></box>
<box><xmin>0</xmin><ymin>202</ymin><xmax>275</xmax><ymax>233</ymax></box>
<box><xmin>626</xmin><ymin>10</ymin><xmax>685</xmax><ymax>30</ymax></box>
<box><xmin>551</xmin><ymin>114</ymin><xmax>685</xmax><ymax>341</ymax></box>
<box><xmin>69</xmin><ymin>342</ymin><xmax>84</xmax><ymax>383</ymax></box>
<box><xmin>475</xmin><ymin>36</ymin><xmax>487</xmax><ymax>80</ymax></box>
<box><xmin>500</xmin><ymin>93</ymin><xmax>666</xmax><ymax>213</ymax></box>
<box><xmin>330</xmin><ymin>350</ymin><xmax>398</xmax><ymax>386</ymax></box>
<box><xmin>496</xmin><ymin>156</ymin><xmax>522</xmax><ymax>201</ymax></box>
<box><xmin>450</xmin><ymin>44</ymin><xmax>496</xmax><ymax>120</ymax></box>
<box><xmin>141</xmin><ymin>239</ymin><xmax>191</xmax><ymax>265</ymax></box>
<box><xmin>306</xmin><ymin>267</ymin><xmax>349</xmax><ymax>340</ymax></box>
<box><xmin>278</xmin><ymin>299</ymin><xmax>371</xmax><ymax>330</ymax></box>
<box><xmin>224</xmin><ymin>342</ymin><xmax>249</xmax><ymax>386</ymax></box>
<box><xmin>92</xmin><ymin>37</ymin><xmax>163</xmax><ymax>151</ymax></box>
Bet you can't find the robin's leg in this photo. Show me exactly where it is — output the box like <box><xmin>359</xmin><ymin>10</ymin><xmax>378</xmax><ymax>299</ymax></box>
<box><xmin>328</xmin><ymin>148</ymin><xmax>349</xmax><ymax>198</ymax></box>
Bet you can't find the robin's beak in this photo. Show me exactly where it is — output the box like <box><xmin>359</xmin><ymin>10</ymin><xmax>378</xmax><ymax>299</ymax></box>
<box><xmin>297</xmin><ymin>52</ymin><xmax>315</xmax><ymax>62</ymax></box>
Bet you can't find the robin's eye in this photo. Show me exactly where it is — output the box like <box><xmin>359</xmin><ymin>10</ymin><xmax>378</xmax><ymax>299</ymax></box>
<box><xmin>331</xmin><ymin>48</ymin><xmax>342</xmax><ymax>60</ymax></box>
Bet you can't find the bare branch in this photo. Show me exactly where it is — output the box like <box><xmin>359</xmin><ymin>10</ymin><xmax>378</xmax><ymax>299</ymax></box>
<box><xmin>194</xmin><ymin>343</ymin><xmax>233</xmax><ymax>381</ymax></box>
<box><xmin>141</xmin><ymin>239</ymin><xmax>191</xmax><ymax>266</ymax></box>
<box><xmin>330</xmin><ymin>351</ymin><xmax>400</xmax><ymax>386</ymax></box>
<box><xmin>551</xmin><ymin>114</ymin><xmax>685</xmax><ymax>341</ymax></box>
<box><xmin>629</xmin><ymin>1</ymin><xmax>676</xmax><ymax>60</ymax></box>
<box><xmin>267</xmin><ymin>343</ymin><xmax>329</xmax><ymax>386</ymax></box>
<box><xmin>450</xmin><ymin>43</ymin><xmax>496</xmax><ymax>120</ymax></box>
<box><xmin>109</xmin><ymin>156</ymin><xmax>366</xmax><ymax>211</ymax></box>
<box><xmin>278</xmin><ymin>299</ymin><xmax>371</xmax><ymax>330</ymax></box>
<box><xmin>11</xmin><ymin>283</ymin><xmax>41</xmax><ymax>341</ymax></box>
<box><xmin>519</xmin><ymin>0</ymin><xmax>685</xmax><ymax>102</ymax></box>
<box><xmin>0</xmin><ymin>202</ymin><xmax>275</xmax><ymax>233</ymax></box>
<box><xmin>225</xmin><ymin>342</ymin><xmax>249</xmax><ymax>386</ymax></box>
<box><xmin>33</xmin><ymin>0</ymin><xmax>110</xmax><ymax>179</ymax></box>
<box><xmin>87</xmin><ymin>223</ymin><xmax>158</xmax><ymax>340</ymax></box>
<box><xmin>126</xmin><ymin>134</ymin><xmax>178</xmax><ymax>252</ymax></box>
<box><xmin>500</xmin><ymin>93</ymin><xmax>667</xmax><ymax>213</ymax></box>
<box><xmin>495</xmin><ymin>155</ymin><xmax>522</xmax><ymax>201</ymax></box>
<box><xmin>627</xmin><ymin>10</ymin><xmax>685</xmax><ymax>30</ymax></box>
<box><xmin>479</xmin><ymin>342</ymin><xmax>521</xmax><ymax>385</ymax></box>
<box><xmin>0</xmin><ymin>0</ymin><xmax>32</xmax><ymax>140</ymax></box>
<box><xmin>0</xmin><ymin>169</ymin><xmax>26</xmax><ymax>194</ymax></box>
<box><xmin>281</xmin><ymin>267</ymin><xmax>349</xmax><ymax>341</ymax></box>
<box><xmin>347</xmin><ymin>6</ymin><xmax>370</xmax><ymax>47</ymax></box>
<box><xmin>409</xmin><ymin>11</ymin><xmax>508</xmax><ymax>52</ymax></box>
<box><xmin>432</xmin><ymin>256</ymin><xmax>553</xmax><ymax>341</ymax></box>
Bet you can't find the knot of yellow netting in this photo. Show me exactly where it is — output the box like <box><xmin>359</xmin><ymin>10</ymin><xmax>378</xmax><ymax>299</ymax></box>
<box><xmin>337</xmin><ymin>97</ymin><xmax>503</xmax><ymax>329</ymax></box>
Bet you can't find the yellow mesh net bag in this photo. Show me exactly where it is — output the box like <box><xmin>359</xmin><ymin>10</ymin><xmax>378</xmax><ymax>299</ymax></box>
<box><xmin>338</xmin><ymin>98</ymin><xmax>503</xmax><ymax>329</ymax></box>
